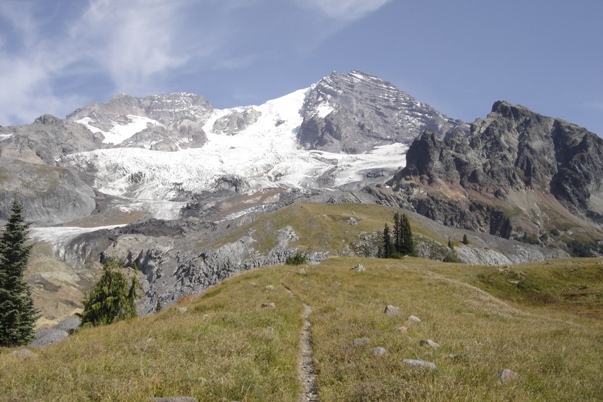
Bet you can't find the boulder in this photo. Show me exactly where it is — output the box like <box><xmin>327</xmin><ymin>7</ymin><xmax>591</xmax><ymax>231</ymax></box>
<box><xmin>384</xmin><ymin>305</ymin><xmax>402</xmax><ymax>317</ymax></box>
<box><xmin>353</xmin><ymin>337</ymin><xmax>370</xmax><ymax>347</ymax></box>
<box><xmin>351</xmin><ymin>264</ymin><xmax>365</xmax><ymax>272</ymax></box>
<box><xmin>403</xmin><ymin>359</ymin><xmax>437</xmax><ymax>370</ymax></box>
<box><xmin>408</xmin><ymin>315</ymin><xmax>421</xmax><ymax>323</ymax></box>
<box><xmin>498</xmin><ymin>369</ymin><xmax>520</xmax><ymax>384</ymax></box>
<box><xmin>30</xmin><ymin>328</ymin><xmax>69</xmax><ymax>347</ymax></box>
<box><xmin>54</xmin><ymin>316</ymin><xmax>82</xmax><ymax>332</ymax></box>
<box><xmin>420</xmin><ymin>339</ymin><xmax>440</xmax><ymax>349</ymax></box>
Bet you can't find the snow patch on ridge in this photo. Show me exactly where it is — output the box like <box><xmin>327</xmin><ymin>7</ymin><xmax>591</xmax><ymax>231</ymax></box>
<box><xmin>30</xmin><ymin>225</ymin><xmax>126</xmax><ymax>259</ymax></box>
<box><xmin>76</xmin><ymin>115</ymin><xmax>163</xmax><ymax>145</ymax></box>
<box><xmin>314</xmin><ymin>102</ymin><xmax>334</xmax><ymax>118</ymax></box>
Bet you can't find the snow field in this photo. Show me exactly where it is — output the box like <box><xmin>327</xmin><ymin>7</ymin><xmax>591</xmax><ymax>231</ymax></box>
<box><xmin>62</xmin><ymin>87</ymin><xmax>408</xmax><ymax>215</ymax></box>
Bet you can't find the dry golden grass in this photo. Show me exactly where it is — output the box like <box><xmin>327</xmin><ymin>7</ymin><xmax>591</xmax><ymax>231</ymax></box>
<box><xmin>281</xmin><ymin>257</ymin><xmax>603</xmax><ymax>401</ymax></box>
<box><xmin>1</xmin><ymin>266</ymin><xmax>303</xmax><ymax>401</ymax></box>
<box><xmin>205</xmin><ymin>202</ymin><xmax>448</xmax><ymax>254</ymax></box>
<box><xmin>2</xmin><ymin>257</ymin><xmax>602</xmax><ymax>401</ymax></box>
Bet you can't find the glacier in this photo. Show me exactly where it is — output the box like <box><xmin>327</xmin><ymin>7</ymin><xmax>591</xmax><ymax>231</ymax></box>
<box><xmin>59</xmin><ymin>86</ymin><xmax>408</xmax><ymax>221</ymax></box>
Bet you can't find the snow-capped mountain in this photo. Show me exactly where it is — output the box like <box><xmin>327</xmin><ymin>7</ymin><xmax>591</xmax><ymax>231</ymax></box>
<box><xmin>5</xmin><ymin>70</ymin><xmax>602</xmax><ymax>324</ymax></box>
<box><xmin>0</xmin><ymin>70</ymin><xmax>462</xmax><ymax>226</ymax></box>
<box><xmin>59</xmin><ymin>87</ymin><xmax>409</xmax><ymax>211</ymax></box>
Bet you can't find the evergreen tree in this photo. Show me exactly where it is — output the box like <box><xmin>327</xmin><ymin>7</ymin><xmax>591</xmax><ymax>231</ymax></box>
<box><xmin>79</xmin><ymin>259</ymin><xmax>140</xmax><ymax>327</ymax></box>
<box><xmin>0</xmin><ymin>201</ymin><xmax>39</xmax><ymax>347</ymax></box>
<box><xmin>462</xmin><ymin>234</ymin><xmax>469</xmax><ymax>245</ymax></box>
<box><xmin>382</xmin><ymin>223</ymin><xmax>393</xmax><ymax>258</ymax></box>
<box><xmin>399</xmin><ymin>213</ymin><xmax>415</xmax><ymax>256</ymax></box>
<box><xmin>393</xmin><ymin>212</ymin><xmax>401</xmax><ymax>253</ymax></box>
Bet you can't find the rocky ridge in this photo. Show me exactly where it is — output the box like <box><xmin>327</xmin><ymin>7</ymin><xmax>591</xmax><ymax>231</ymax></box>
<box><xmin>31</xmin><ymin>201</ymin><xmax>567</xmax><ymax>323</ymax></box>
<box><xmin>379</xmin><ymin>101</ymin><xmax>603</xmax><ymax>244</ymax></box>
<box><xmin>0</xmin><ymin>115</ymin><xmax>101</xmax><ymax>223</ymax></box>
<box><xmin>298</xmin><ymin>70</ymin><xmax>468</xmax><ymax>153</ymax></box>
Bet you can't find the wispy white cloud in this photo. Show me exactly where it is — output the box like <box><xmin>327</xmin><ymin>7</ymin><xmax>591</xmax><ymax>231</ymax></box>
<box><xmin>0</xmin><ymin>1</ymin><xmax>78</xmax><ymax>124</ymax></box>
<box><xmin>0</xmin><ymin>1</ymin><xmax>38</xmax><ymax>49</ymax></box>
<box><xmin>0</xmin><ymin>0</ymin><xmax>200</xmax><ymax>124</ymax></box>
<box><xmin>293</xmin><ymin>0</ymin><xmax>392</xmax><ymax>21</ymax></box>
<box><xmin>70</xmin><ymin>0</ymin><xmax>189</xmax><ymax>94</ymax></box>
<box><xmin>0</xmin><ymin>0</ymin><xmax>391</xmax><ymax>125</ymax></box>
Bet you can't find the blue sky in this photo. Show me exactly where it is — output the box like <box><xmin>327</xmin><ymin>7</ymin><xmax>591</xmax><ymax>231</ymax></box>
<box><xmin>1</xmin><ymin>0</ymin><xmax>602</xmax><ymax>135</ymax></box>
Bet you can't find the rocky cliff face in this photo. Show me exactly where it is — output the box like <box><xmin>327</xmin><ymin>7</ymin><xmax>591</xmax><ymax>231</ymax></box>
<box><xmin>0</xmin><ymin>115</ymin><xmax>99</xmax><ymax>223</ymax></box>
<box><xmin>68</xmin><ymin>92</ymin><xmax>213</xmax><ymax>126</ymax></box>
<box><xmin>96</xmin><ymin>221</ymin><xmax>328</xmax><ymax>314</ymax></box>
<box><xmin>0</xmin><ymin>114</ymin><xmax>102</xmax><ymax>164</ymax></box>
<box><xmin>0</xmin><ymin>161</ymin><xmax>96</xmax><ymax>224</ymax></box>
<box><xmin>298</xmin><ymin>71</ymin><xmax>468</xmax><ymax>153</ymax></box>
<box><xmin>383</xmin><ymin>101</ymin><xmax>603</xmax><ymax>241</ymax></box>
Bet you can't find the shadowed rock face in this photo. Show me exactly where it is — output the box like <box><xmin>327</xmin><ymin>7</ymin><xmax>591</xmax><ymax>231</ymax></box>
<box><xmin>0</xmin><ymin>161</ymin><xmax>96</xmax><ymax>224</ymax></box>
<box><xmin>298</xmin><ymin>71</ymin><xmax>468</xmax><ymax>154</ymax></box>
<box><xmin>0</xmin><ymin>114</ymin><xmax>103</xmax><ymax>165</ymax></box>
<box><xmin>0</xmin><ymin>116</ymin><xmax>99</xmax><ymax>224</ymax></box>
<box><xmin>383</xmin><ymin>101</ymin><xmax>603</xmax><ymax>237</ymax></box>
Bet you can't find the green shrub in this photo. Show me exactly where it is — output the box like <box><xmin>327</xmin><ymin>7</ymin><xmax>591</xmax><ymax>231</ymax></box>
<box><xmin>79</xmin><ymin>259</ymin><xmax>140</xmax><ymax>327</ymax></box>
<box><xmin>566</xmin><ymin>240</ymin><xmax>595</xmax><ymax>258</ymax></box>
<box><xmin>285</xmin><ymin>252</ymin><xmax>307</xmax><ymax>265</ymax></box>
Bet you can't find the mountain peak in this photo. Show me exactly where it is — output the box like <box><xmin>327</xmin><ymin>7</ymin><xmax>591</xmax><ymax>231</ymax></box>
<box><xmin>490</xmin><ymin>100</ymin><xmax>535</xmax><ymax>119</ymax></box>
<box><xmin>299</xmin><ymin>70</ymin><xmax>468</xmax><ymax>153</ymax></box>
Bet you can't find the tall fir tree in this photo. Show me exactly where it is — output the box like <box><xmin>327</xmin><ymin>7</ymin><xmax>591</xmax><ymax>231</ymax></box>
<box><xmin>393</xmin><ymin>212</ymin><xmax>401</xmax><ymax>253</ymax></box>
<box><xmin>0</xmin><ymin>201</ymin><xmax>39</xmax><ymax>347</ymax></box>
<box><xmin>382</xmin><ymin>223</ymin><xmax>393</xmax><ymax>258</ymax></box>
<box><xmin>399</xmin><ymin>213</ymin><xmax>416</xmax><ymax>256</ymax></box>
<box><xmin>79</xmin><ymin>258</ymin><xmax>140</xmax><ymax>327</ymax></box>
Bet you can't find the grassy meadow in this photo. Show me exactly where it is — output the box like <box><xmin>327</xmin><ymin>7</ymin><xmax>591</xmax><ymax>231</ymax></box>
<box><xmin>1</xmin><ymin>256</ymin><xmax>602</xmax><ymax>401</ymax></box>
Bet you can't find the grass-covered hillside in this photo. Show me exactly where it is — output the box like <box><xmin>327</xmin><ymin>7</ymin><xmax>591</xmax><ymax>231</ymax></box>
<box><xmin>204</xmin><ymin>202</ymin><xmax>567</xmax><ymax>264</ymax></box>
<box><xmin>26</xmin><ymin>202</ymin><xmax>575</xmax><ymax>327</ymax></box>
<box><xmin>2</xmin><ymin>256</ymin><xmax>602</xmax><ymax>401</ymax></box>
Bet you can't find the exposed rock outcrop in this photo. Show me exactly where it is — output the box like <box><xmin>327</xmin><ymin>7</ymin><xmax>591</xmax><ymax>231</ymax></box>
<box><xmin>101</xmin><ymin>224</ymin><xmax>328</xmax><ymax>314</ymax></box>
<box><xmin>0</xmin><ymin>114</ymin><xmax>103</xmax><ymax>165</ymax></box>
<box><xmin>212</xmin><ymin>108</ymin><xmax>262</xmax><ymax>135</ymax></box>
<box><xmin>0</xmin><ymin>160</ymin><xmax>95</xmax><ymax>224</ymax></box>
<box><xmin>383</xmin><ymin>101</ymin><xmax>603</xmax><ymax>241</ymax></box>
